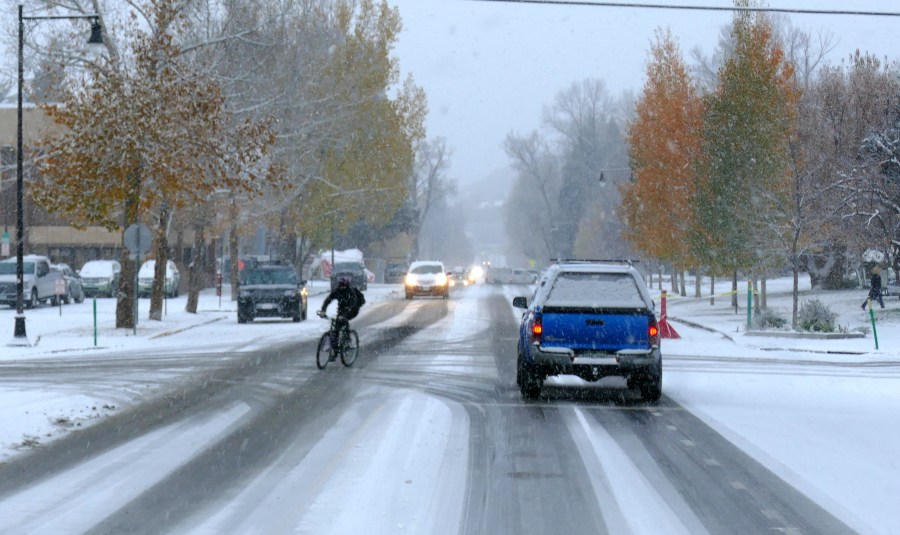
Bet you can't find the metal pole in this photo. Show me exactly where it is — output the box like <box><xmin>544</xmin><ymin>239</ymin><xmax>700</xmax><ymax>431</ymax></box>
<box><xmin>12</xmin><ymin>4</ymin><xmax>27</xmax><ymax>343</ymax></box>
<box><xmin>9</xmin><ymin>8</ymin><xmax>101</xmax><ymax>346</ymax></box>
<box><xmin>869</xmin><ymin>301</ymin><xmax>879</xmax><ymax>350</ymax></box>
<box><xmin>747</xmin><ymin>280</ymin><xmax>752</xmax><ymax>331</ymax></box>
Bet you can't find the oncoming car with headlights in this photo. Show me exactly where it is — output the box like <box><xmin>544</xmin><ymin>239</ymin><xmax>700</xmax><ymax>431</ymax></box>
<box><xmin>404</xmin><ymin>260</ymin><xmax>449</xmax><ymax>299</ymax></box>
<box><xmin>237</xmin><ymin>263</ymin><xmax>308</xmax><ymax>323</ymax></box>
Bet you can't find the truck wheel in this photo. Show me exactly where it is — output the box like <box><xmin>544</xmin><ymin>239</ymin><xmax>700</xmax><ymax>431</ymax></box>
<box><xmin>517</xmin><ymin>353</ymin><xmax>542</xmax><ymax>400</ymax></box>
<box><xmin>636</xmin><ymin>363</ymin><xmax>663</xmax><ymax>403</ymax></box>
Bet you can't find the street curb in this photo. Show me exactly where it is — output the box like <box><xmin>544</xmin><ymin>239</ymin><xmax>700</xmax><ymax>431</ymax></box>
<box><xmin>150</xmin><ymin>315</ymin><xmax>227</xmax><ymax>339</ymax></box>
<box><xmin>744</xmin><ymin>330</ymin><xmax>865</xmax><ymax>340</ymax></box>
<box><xmin>669</xmin><ymin>316</ymin><xmax>736</xmax><ymax>342</ymax></box>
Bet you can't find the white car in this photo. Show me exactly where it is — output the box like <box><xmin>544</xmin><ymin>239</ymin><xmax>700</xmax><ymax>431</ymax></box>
<box><xmin>138</xmin><ymin>259</ymin><xmax>181</xmax><ymax>298</ymax></box>
<box><xmin>0</xmin><ymin>254</ymin><xmax>61</xmax><ymax>308</ymax></box>
<box><xmin>404</xmin><ymin>260</ymin><xmax>450</xmax><ymax>299</ymax></box>
<box><xmin>79</xmin><ymin>259</ymin><xmax>122</xmax><ymax>298</ymax></box>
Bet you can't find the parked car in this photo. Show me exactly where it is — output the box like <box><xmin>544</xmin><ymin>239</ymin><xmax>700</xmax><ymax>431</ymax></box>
<box><xmin>79</xmin><ymin>259</ymin><xmax>122</xmax><ymax>298</ymax></box>
<box><xmin>237</xmin><ymin>262</ymin><xmax>308</xmax><ymax>323</ymax></box>
<box><xmin>0</xmin><ymin>254</ymin><xmax>63</xmax><ymax>308</ymax></box>
<box><xmin>512</xmin><ymin>261</ymin><xmax>661</xmax><ymax>402</ymax></box>
<box><xmin>404</xmin><ymin>260</ymin><xmax>450</xmax><ymax>299</ymax></box>
<box><xmin>51</xmin><ymin>263</ymin><xmax>85</xmax><ymax>304</ymax></box>
<box><xmin>138</xmin><ymin>259</ymin><xmax>181</xmax><ymax>298</ymax></box>
<box><xmin>330</xmin><ymin>261</ymin><xmax>368</xmax><ymax>291</ymax></box>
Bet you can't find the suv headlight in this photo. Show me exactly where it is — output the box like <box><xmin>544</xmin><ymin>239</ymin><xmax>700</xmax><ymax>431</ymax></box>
<box><xmin>405</xmin><ymin>274</ymin><xmax>418</xmax><ymax>286</ymax></box>
<box><xmin>435</xmin><ymin>273</ymin><xmax>448</xmax><ymax>286</ymax></box>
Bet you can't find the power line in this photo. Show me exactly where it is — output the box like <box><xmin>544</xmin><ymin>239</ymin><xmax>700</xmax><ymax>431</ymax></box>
<box><xmin>462</xmin><ymin>0</ymin><xmax>900</xmax><ymax>17</ymax></box>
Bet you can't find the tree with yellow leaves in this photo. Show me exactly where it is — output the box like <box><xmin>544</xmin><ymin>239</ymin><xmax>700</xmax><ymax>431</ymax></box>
<box><xmin>694</xmin><ymin>0</ymin><xmax>799</xmax><ymax>303</ymax></box>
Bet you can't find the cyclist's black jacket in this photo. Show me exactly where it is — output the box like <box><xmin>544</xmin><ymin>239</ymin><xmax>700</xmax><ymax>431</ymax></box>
<box><xmin>321</xmin><ymin>286</ymin><xmax>365</xmax><ymax>320</ymax></box>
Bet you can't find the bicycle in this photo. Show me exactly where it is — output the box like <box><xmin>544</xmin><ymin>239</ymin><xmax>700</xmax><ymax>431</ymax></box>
<box><xmin>316</xmin><ymin>311</ymin><xmax>359</xmax><ymax>369</ymax></box>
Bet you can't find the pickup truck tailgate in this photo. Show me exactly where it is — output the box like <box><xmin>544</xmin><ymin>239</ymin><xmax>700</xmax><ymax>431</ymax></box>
<box><xmin>540</xmin><ymin>307</ymin><xmax>653</xmax><ymax>352</ymax></box>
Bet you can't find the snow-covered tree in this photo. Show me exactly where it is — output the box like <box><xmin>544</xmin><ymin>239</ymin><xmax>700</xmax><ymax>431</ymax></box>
<box><xmin>32</xmin><ymin>0</ymin><xmax>276</xmax><ymax>327</ymax></box>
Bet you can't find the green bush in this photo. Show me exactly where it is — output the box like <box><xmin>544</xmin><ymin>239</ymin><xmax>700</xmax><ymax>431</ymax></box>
<box><xmin>753</xmin><ymin>307</ymin><xmax>787</xmax><ymax>330</ymax></box>
<box><xmin>798</xmin><ymin>298</ymin><xmax>837</xmax><ymax>332</ymax></box>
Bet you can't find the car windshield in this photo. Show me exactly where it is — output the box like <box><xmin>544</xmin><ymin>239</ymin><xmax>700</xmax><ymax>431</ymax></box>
<box><xmin>410</xmin><ymin>264</ymin><xmax>442</xmax><ymax>275</ymax></box>
<box><xmin>2</xmin><ymin>3</ymin><xmax>898</xmax><ymax>534</ymax></box>
<box><xmin>243</xmin><ymin>269</ymin><xmax>296</xmax><ymax>285</ymax></box>
<box><xmin>80</xmin><ymin>262</ymin><xmax>114</xmax><ymax>277</ymax></box>
<box><xmin>139</xmin><ymin>261</ymin><xmax>175</xmax><ymax>277</ymax></box>
<box><xmin>0</xmin><ymin>262</ymin><xmax>32</xmax><ymax>275</ymax></box>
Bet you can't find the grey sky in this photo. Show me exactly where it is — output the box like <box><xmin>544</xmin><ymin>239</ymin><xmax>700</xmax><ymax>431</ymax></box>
<box><xmin>386</xmin><ymin>0</ymin><xmax>900</xmax><ymax>186</ymax></box>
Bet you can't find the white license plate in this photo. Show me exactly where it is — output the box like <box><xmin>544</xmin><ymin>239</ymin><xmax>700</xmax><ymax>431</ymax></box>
<box><xmin>257</xmin><ymin>303</ymin><xmax>277</xmax><ymax>310</ymax></box>
<box><xmin>573</xmin><ymin>356</ymin><xmax>618</xmax><ymax>365</ymax></box>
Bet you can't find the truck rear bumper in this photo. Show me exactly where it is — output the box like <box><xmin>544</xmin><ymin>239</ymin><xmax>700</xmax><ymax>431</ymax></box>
<box><xmin>530</xmin><ymin>344</ymin><xmax>660</xmax><ymax>377</ymax></box>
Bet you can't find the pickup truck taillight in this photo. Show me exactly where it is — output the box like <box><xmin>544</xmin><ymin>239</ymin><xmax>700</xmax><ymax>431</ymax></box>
<box><xmin>649</xmin><ymin>316</ymin><xmax>660</xmax><ymax>347</ymax></box>
<box><xmin>530</xmin><ymin>313</ymin><xmax>543</xmax><ymax>344</ymax></box>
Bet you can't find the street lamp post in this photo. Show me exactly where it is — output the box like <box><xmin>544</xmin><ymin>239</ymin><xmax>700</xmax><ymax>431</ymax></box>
<box><xmin>10</xmin><ymin>5</ymin><xmax>102</xmax><ymax>345</ymax></box>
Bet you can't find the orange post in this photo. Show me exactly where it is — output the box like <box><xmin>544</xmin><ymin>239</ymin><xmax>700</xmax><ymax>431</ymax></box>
<box><xmin>658</xmin><ymin>290</ymin><xmax>681</xmax><ymax>339</ymax></box>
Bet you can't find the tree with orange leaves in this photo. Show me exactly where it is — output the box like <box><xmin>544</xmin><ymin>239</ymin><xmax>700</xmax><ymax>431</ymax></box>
<box><xmin>622</xmin><ymin>27</ymin><xmax>704</xmax><ymax>287</ymax></box>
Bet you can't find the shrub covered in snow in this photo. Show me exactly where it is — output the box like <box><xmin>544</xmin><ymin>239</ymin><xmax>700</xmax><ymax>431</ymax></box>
<box><xmin>753</xmin><ymin>307</ymin><xmax>787</xmax><ymax>330</ymax></box>
<box><xmin>798</xmin><ymin>298</ymin><xmax>837</xmax><ymax>333</ymax></box>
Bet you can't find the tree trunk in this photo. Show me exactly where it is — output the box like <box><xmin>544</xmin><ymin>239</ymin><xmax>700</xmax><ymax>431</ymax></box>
<box><xmin>753</xmin><ymin>277</ymin><xmax>761</xmax><ymax>315</ymax></box>
<box><xmin>116</xmin><ymin>249</ymin><xmax>137</xmax><ymax>329</ymax></box>
<box><xmin>710</xmin><ymin>273</ymin><xmax>715</xmax><ymax>306</ymax></box>
<box><xmin>149</xmin><ymin>205</ymin><xmax>169</xmax><ymax>321</ymax></box>
<box><xmin>229</xmin><ymin>198</ymin><xmax>239</xmax><ymax>301</ymax></box>
<box><xmin>792</xmin><ymin>267</ymin><xmax>800</xmax><ymax>329</ymax></box>
<box><xmin>185</xmin><ymin>223</ymin><xmax>205</xmax><ymax>314</ymax></box>
<box><xmin>731</xmin><ymin>270</ymin><xmax>738</xmax><ymax>310</ymax></box>
<box><xmin>115</xmin><ymin>178</ymin><xmax>140</xmax><ymax>329</ymax></box>
<box><xmin>694</xmin><ymin>268</ymin><xmax>702</xmax><ymax>298</ymax></box>
<box><xmin>760</xmin><ymin>276</ymin><xmax>767</xmax><ymax>309</ymax></box>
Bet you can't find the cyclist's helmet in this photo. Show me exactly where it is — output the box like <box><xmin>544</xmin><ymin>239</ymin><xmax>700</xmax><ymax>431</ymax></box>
<box><xmin>338</xmin><ymin>276</ymin><xmax>350</xmax><ymax>288</ymax></box>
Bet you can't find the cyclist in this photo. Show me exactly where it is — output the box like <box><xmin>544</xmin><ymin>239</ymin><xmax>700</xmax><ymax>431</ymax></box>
<box><xmin>317</xmin><ymin>276</ymin><xmax>365</xmax><ymax>343</ymax></box>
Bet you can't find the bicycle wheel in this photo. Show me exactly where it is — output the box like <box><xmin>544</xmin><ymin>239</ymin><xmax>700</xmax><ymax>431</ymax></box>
<box><xmin>341</xmin><ymin>330</ymin><xmax>359</xmax><ymax>367</ymax></box>
<box><xmin>316</xmin><ymin>332</ymin><xmax>332</xmax><ymax>369</ymax></box>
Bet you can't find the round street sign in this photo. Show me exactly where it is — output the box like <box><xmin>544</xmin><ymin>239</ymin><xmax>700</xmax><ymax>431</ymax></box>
<box><xmin>123</xmin><ymin>223</ymin><xmax>153</xmax><ymax>255</ymax></box>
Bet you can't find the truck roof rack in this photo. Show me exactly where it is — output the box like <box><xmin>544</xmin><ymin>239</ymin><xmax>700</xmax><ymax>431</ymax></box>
<box><xmin>550</xmin><ymin>258</ymin><xmax>641</xmax><ymax>265</ymax></box>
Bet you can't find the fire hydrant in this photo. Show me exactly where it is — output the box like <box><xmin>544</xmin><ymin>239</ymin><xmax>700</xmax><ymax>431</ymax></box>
<box><xmin>215</xmin><ymin>271</ymin><xmax>223</xmax><ymax>296</ymax></box>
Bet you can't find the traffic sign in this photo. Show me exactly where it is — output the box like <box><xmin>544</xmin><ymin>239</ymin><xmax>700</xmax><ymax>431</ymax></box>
<box><xmin>123</xmin><ymin>224</ymin><xmax>153</xmax><ymax>256</ymax></box>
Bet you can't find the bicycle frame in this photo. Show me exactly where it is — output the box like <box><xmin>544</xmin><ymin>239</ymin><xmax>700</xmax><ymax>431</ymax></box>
<box><xmin>316</xmin><ymin>313</ymin><xmax>358</xmax><ymax>369</ymax></box>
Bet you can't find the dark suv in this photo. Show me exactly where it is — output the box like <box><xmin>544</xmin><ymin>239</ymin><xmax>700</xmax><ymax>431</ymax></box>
<box><xmin>237</xmin><ymin>263</ymin><xmax>308</xmax><ymax>323</ymax></box>
<box><xmin>330</xmin><ymin>262</ymin><xmax>368</xmax><ymax>291</ymax></box>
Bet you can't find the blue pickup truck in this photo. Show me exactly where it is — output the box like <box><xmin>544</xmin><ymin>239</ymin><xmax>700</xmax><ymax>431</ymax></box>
<box><xmin>512</xmin><ymin>261</ymin><xmax>662</xmax><ymax>402</ymax></box>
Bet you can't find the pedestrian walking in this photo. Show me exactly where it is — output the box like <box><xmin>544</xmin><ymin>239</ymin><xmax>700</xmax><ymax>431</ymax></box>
<box><xmin>862</xmin><ymin>266</ymin><xmax>885</xmax><ymax>310</ymax></box>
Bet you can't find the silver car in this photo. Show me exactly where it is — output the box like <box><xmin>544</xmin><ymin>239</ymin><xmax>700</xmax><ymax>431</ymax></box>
<box><xmin>51</xmin><ymin>263</ymin><xmax>85</xmax><ymax>304</ymax></box>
